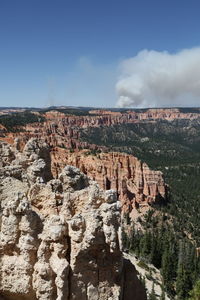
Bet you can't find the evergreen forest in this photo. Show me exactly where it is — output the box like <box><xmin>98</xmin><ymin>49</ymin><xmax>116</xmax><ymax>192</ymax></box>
<box><xmin>81</xmin><ymin>118</ymin><xmax>200</xmax><ymax>299</ymax></box>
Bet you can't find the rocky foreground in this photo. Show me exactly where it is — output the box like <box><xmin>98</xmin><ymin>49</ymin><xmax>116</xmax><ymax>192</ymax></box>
<box><xmin>0</xmin><ymin>139</ymin><xmax>146</xmax><ymax>300</ymax></box>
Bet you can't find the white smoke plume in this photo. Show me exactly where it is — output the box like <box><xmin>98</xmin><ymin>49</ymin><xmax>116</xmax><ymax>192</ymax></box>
<box><xmin>116</xmin><ymin>47</ymin><xmax>200</xmax><ymax>108</ymax></box>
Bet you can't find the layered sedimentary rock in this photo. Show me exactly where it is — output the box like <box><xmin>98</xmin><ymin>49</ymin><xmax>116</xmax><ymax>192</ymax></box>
<box><xmin>0</xmin><ymin>108</ymin><xmax>168</xmax><ymax>218</ymax></box>
<box><xmin>0</xmin><ymin>139</ymin><xmax>124</xmax><ymax>300</ymax></box>
<box><xmin>51</xmin><ymin>148</ymin><xmax>167</xmax><ymax>216</ymax></box>
<box><xmin>1</xmin><ymin>108</ymin><xmax>200</xmax><ymax>149</ymax></box>
<box><xmin>0</xmin><ymin>108</ymin><xmax>172</xmax><ymax>299</ymax></box>
<box><xmin>31</xmin><ymin>109</ymin><xmax>200</xmax><ymax>132</ymax></box>
<box><xmin>0</xmin><ymin>131</ymin><xmax>167</xmax><ymax>216</ymax></box>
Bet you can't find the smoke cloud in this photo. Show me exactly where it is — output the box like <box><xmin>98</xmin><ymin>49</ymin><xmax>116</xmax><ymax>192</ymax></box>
<box><xmin>116</xmin><ymin>48</ymin><xmax>200</xmax><ymax>108</ymax></box>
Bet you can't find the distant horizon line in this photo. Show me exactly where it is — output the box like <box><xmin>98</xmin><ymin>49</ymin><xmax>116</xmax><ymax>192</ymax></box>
<box><xmin>0</xmin><ymin>105</ymin><xmax>200</xmax><ymax>110</ymax></box>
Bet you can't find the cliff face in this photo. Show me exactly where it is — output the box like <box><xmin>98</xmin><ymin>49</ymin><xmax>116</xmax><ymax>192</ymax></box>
<box><xmin>1</xmin><ymin>108</ymin><xmax>200</xmax><ymax>152</ymax></box>
<box><xmin>0</xmin><ymin>109</ymin><xmax>169</xmax><ymax>219</ymax></box>
<box><xmin>40</xmin><ymin>109</ymin><xmax>200</xmax><ymax>129</ymax></box>
<box><xmin>0</xmin><ymin>109</ymin><xmax>174</xmax><ymax>299</ymax></box>
<box><xmin>51</xmin><ymin>148</ymin><xmax>167</xmax><ymax>216</ymax></box>
<box><xmin>0</xmin><ymin>114</ymin><xmax>168</xmax><ymax>219</ymax></box>
<box><xmin>0</xmin><ymin>139</ymin><xmax>124</xmax><ymax>300</ymax></box>
<box><xmin>1</xmin><ymin>108</ymin><xmax>199</xmax><ymax>147</ymax></box>
<box><xmin>18</xmin><ymin>109</ymin><xmax>200</xmax><ymax>144</ymax></box>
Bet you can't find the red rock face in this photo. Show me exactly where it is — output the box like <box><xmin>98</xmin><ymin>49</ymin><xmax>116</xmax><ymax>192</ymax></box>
<box><xmin>51</xmin><ymin>148</ymin><xmax>167</xmax><ymax>215</ymax></box>
<box><xmin>2</xmin><ymin>108</ymin><xmax>188</xmax><ymax>216</ymax></box>
<box><xmin>1</xmin><ymin>108</ymin><xmax>199</xmax><ymax>147</ymax></box>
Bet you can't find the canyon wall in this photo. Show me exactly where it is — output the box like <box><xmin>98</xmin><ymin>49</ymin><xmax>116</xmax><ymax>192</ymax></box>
<box><xmin>1</xmin><ymin>108</ymin><xmax>200</xmax><ymax>151</ymax></box>
<box><xmin>51</xmin><ymin>148</ymin><xmax>167</xmax><ymax>217</ymax></box>
<box><xmin>0</xmin><ymin>109</ymin><xmax>169</xmax><ymax>216</ymax></box>
<box><xmin>0</xmin><ymin>139</ymin><xmax>147</xmax><ymax>300</ymax></box>
<box><xmin>0</xmin><ymin>109</ymin><xmax>180</xmax><ymax>299</ymax></box>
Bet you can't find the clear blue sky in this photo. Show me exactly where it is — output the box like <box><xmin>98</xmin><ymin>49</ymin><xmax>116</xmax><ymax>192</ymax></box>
<box><xmin>0</xmin><ymin>0</ymin><xmax>200</xmax><ymax>108</ymax></box>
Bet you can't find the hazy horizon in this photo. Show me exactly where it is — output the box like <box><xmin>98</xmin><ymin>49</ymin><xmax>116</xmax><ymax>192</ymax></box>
<box><xmin>1</xmin><ymin>105</ymin><xmax>200</xmax><ymax>110</ymax></box>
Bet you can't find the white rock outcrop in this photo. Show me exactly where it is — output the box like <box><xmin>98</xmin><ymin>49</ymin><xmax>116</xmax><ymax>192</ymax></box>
<box><xmin>0</xmin><ymin>139</ymin><xmax>122</xmax><ymax>300</ymax></box>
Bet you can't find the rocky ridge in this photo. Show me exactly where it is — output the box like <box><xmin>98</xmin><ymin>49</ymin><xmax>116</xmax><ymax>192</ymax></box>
<box><xmin>0</xmin><ymin>139</ymin><xmax>127</xmax><ymax>300</ymax></box>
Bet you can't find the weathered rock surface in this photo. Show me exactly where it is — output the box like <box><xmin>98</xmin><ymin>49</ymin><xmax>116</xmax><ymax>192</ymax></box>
<box><xmin>0</xmin><ymin>139</ymin><xmax>147</xmax><ymax>300</ymax></box>
<box><xmin>51</xmin><ymin>149</ymin><xmax>167</xmax><ymax>217</ymax></box>
<box><xmin>0</xmin><ymin>108</ymin><xmax>177</xmax><ymax>299</ymax></box>
<box><xmin>1</xmin><ymin>108</ymin><xmax>200</xmax><ymax>153</ymax></box>
<box><xmin>0</xmin><ymin>108</ymin><xmax>189</xmax><ymax>216</ymax></box>
<box><xmin>0</xmin><ymin>139</ymin><xmax>125</xmax><ymax>300</ymax></box>
<box><xmin>0</xmin><ymin>110</ymin><xmax>167</xmax><ymax>218</ymax></box>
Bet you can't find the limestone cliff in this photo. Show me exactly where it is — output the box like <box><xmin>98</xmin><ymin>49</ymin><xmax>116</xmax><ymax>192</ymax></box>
<box><xmin>0</xmin><ymin>139</ymin><xmax>124</xmax><ymax>300</ymax></box>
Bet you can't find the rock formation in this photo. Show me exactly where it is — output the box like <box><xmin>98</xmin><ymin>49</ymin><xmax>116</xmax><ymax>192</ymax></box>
<box><xmin>1</xmin><ymin>108</ymin><xmax>200</xmax><ymax>150</ymax></box>
<box><xmin>0</xmin><ymin>139</ymin><xmax>125</xmax><ymax>300</ymax></box>
<box><xmin>0</xmin><ymin>108</ymin><xmax>176</xmax><ymax>299</ymax></box>
<box><xmin>51</xmin><ymin>149</ymin><xmax>167</xmax><ymax>217</ymax></box>
<box><xmin>0</xmin><ymin>127</ymin><xmax>167</xmax><ymax>220</ymax></box>
<box><xmin>0</xmin><ymin>108</ymin><xmax>168</xmax><ymax>219</ymax></box>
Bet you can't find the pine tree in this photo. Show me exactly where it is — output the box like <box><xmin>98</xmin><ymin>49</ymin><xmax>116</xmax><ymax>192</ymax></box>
<box><xmin>141</xmin><ymin>276</ymin><xmax>147</xmax><ymax>292</ymax></box>
<box><xmin>176</xmin><ymin>240</ymin><xmax>192</xmax><ymax>300</ymax></box>
<box><xmin>149</xmin><ymin>283</ymin><xmax>157</xmax><ymax>300</ymax></box>
<box><xmin>140</xmin><ymin>231</ymin><xmax>152</xmax><ymax>258</ymax></box>
<box><xmin>161</xmin><ymin>246</ymin><xmax>172</xmax><ymax>292</ymax></box>
<box><xmin>121</xmin><ymin>227</ymin><xmax>130</xmax><ymax>251</ymax></box>
<box><xmin>160</xmin><ymin>283</ymin><xmax>165</xmax><ymax>300</ymax></box>
<box><xmin>188</xmin><ymin>280</ymin><xmax>200</xmax><ymax>300</ymax></box>
<box><xmin>176</xmin><ymin>263</ymin><xmax>187</xmax><ymax>300</ymax></box>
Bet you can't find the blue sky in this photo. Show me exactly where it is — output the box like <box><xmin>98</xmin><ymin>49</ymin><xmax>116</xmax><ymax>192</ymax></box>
<box><xmin>0</xmin><ymin>0</ymin><xmax>200</xmax><ymax>108</ymax></box>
